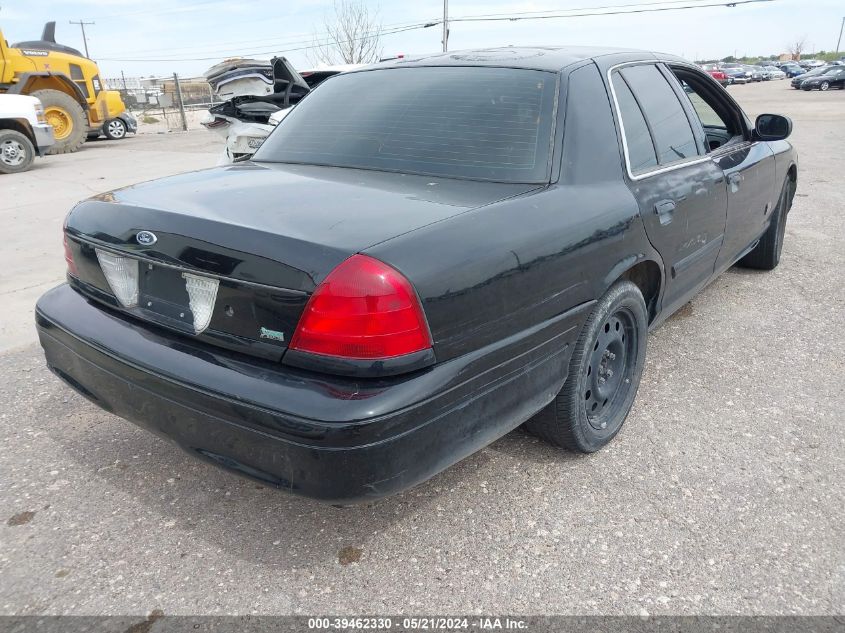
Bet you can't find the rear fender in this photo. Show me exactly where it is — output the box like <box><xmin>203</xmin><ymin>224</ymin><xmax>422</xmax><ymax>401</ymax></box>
<box><xmin>599</xmin><ymin>214</ymin><xmax>666</xmax><ymax>325</ymax></box>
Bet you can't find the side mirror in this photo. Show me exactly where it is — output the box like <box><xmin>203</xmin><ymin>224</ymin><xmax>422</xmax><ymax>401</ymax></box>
<box><xmin>755</xmin><ymin>113</ymin><xmax>792</xmax><ymax>141</ymax></box>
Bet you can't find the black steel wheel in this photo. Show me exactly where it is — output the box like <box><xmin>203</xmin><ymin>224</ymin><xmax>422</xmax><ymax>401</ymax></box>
<box><xmin>525</xmin><ymin>280</ymin><xmax>648</xmax><ymax>452</ymax></box>
<box><xmin>583</xmin><ymin>308</ymin><xmax>638</xmax><ymax>430</ymax></box>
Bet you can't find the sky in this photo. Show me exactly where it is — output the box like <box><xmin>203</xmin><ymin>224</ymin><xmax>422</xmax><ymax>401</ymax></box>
<box><xmin>1</xmin><ymin>0</ymin><xmax>843</xmax><ymax>80</ymax></box>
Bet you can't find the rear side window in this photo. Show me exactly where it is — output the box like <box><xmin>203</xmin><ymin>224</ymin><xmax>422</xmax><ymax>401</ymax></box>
<box><xmin>619</xmin><ymin>64</ymin><xmax>698</xmax><ymax>165</ymax></box>
<box><xmin>254</xmin><ymin>67</ymin><xmax>558</xmax><ymax>183</ymax></box>
<box><xmin>611</xmin><ymin>73</ymin><xmax>658</xmax><ymax>174</ymax></box>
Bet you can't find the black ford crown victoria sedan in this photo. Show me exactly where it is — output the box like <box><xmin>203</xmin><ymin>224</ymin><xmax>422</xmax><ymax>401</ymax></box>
<box><xmin>37</xmin><ymin>47</ymin><xmax>797</xmax><ymax>503</ymax></box>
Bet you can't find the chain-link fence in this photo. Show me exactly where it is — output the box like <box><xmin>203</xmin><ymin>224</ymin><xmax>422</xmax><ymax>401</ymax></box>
<box><xmin>103</xmin><ymin>74</ymin><xmax>217</xmax><ymax>132</ymax></box>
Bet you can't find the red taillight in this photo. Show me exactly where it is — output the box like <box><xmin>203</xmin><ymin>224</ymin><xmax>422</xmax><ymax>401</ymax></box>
<box><xmin>63</xmin><ymin>234</ymin><xmax>78</xmax><ymax>276</ymax></box>
<box><xmin>289</xmin><ymin>254</ymin><xmax>432</xmax><ymax>360</ymax></box>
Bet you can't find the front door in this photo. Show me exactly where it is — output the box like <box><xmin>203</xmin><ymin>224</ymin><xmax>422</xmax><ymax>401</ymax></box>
<box><xmin>661</xmin><ymin>63</ymin><xmax>778</xmax><ymax>273</ymax></box>
<box><xmin>713</xmin><ymin>142</ymin><xmax>776</xmax><ymax>270</ymax></box>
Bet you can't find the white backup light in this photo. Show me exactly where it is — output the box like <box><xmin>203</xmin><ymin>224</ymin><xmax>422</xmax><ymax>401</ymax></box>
<box><xmin>182</xmin><ymin>272</ymin><xmax>219</xmax><ymax>333</ymax></box>
<box><xmin>95</xmin><ymin>249</ymin><xmax>139</xmax><ymax>308</ymax></box>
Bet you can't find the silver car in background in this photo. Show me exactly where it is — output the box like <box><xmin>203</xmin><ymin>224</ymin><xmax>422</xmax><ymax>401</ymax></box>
<box><xmin>763</xmin><ymin>66</ymin><xmax>787</xmax><ymax>80</ymax></box>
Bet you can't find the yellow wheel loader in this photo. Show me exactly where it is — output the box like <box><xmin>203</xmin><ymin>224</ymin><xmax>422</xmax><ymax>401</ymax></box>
<box><xmin>0</xmin><ymin>22</ymin><xmax>130</xmax><ymax>154</ymax></box>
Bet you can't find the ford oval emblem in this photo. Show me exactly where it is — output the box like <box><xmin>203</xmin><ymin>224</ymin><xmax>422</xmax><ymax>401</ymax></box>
<box><xmin>136</xmin><ymin>230</ymin><xmax>157</xmax><ymax>246</ymax></box>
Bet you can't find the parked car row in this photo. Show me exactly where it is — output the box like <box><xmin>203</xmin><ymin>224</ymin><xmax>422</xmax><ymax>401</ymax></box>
<box><xmin>700</xmin><ymin>62</ymin><xmax>787</xmax><ymax>85</ymax></box>
<box><xmin>699</xmin><ymin>59</ymin><xmax>844</xmax><ymax>91</ymax></box>
<box><xmin>790</xmin><ymin>65</ymin><xmax>845</xmax><ymax>91</ymax></box>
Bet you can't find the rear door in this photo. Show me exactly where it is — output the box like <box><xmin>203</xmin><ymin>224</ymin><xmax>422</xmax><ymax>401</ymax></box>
<box><xmin>609</xmin><ymin>62</ymin><xmax>728</xmax><ymax>314</ymax></box>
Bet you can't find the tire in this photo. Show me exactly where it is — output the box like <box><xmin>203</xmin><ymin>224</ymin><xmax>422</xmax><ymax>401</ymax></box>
<box><xmin>820</xmin><ymin>81</ymin><xmax>830</xmax><ymax>91</ymax></box>
<box><xmin>103</xmin><ymin>118</ymin><xmax>127</xmax><ymax>140</ymax></box>
<box><xmin>524</xmin><ymin>281</ymin><xmax>648</xmax><ymax>453</ymax></box>
<box><xmin>739</xmin><ymin>177</ymin><xmax>794</xmax><ymax>270</ymax></box>
<box><xmin>30</xmin><ymin>89</ymin><xmax>86</xmax><ymax>155</ymax></box>
<box><xmin>0</xmin><ymin>129</ymin><xmax>36</xmax><ymax>174</ymax></box>
<box><xmin>87</xmin><ymin>132</ymin><xmax>101</xmax><ymax>141</ymax></box>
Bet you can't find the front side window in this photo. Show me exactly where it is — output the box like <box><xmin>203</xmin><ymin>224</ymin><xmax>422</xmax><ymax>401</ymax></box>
<box><xmin>669</xmin><ymin>65</ymin><xmax>746</xmax><ymax>152</ymax></box>
<box><xmin>682</xmin><ymin>83</ymin><xmax>727</xmax><ymax>128</ymax></box>
<box><xmin>618</xmin><ymin>64</ymin><xmax>699</xmax><ymax>165</ymax></box>
<box><xmin>254</xmin><ymin>66</ymin><xmax>558</xmax><ymax>183</ymax></box>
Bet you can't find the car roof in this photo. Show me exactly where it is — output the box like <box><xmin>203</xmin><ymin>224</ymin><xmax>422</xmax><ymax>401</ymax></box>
<box><xmin>359</xmin><ymin>46</ymin><xmax>686</xmax><ymax>73</ymax></box>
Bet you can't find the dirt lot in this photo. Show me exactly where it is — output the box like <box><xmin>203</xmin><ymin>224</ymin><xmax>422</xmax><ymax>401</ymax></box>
<box><xmin>0</xmin><ymin>80</ymin><xmax>843</xmax><ymax>616</ymax></box>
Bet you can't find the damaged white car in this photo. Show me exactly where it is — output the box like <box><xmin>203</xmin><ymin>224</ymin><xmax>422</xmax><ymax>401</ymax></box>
<box><xmin>201</xmin><ymin>58</ymin><xmax>360</xmax><ymax>163</ymax></box>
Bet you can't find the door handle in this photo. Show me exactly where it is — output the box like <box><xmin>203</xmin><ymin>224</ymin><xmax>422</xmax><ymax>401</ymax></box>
<box><xmin>654</xmin><ymin>199</ymin><xmax>676</xmax><ymax>226</ymax></box>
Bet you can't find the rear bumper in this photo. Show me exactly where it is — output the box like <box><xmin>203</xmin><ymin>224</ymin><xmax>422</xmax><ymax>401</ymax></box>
<box><xmin>36</xmin><ymin>284</ymin><xmax>583</xmax><ymax>503</ymax></box>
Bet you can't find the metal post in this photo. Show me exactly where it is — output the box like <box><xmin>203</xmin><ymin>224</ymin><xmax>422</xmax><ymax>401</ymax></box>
<box><xmin>442</xmin><ymin>0</ymin><xmax>449</xmax><ymax>52</ymax></box>
<box><xmin>836</xmin><ymin>16</ymin><xmax>844</xmax><ymax>53</ymax></box>
<box><xmin>173</xmin><ymin>73</ymin><xmax>188</xmax><ymax>132</ymax></box>
<box><xmin>69</xmin><ymin>20</ymin><xmax>94</xmax><ymax>58</ymax></box>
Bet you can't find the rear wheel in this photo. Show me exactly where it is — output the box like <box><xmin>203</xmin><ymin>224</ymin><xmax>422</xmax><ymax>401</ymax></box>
<box><xmin>104</xmin><ymin>118</ymin><xmax>127</xmax><ymax>140</ymax></box>
<box><xmin>739</xmin><ymin>176</ymin><xmax>793</xmax><ymax>270</ymax></box>
<box><xmin>525</xmin><ymin>281</ymin><xmax>648</xmax><ymax>452</ymax></box>
<box><xmin>0</xmin><ymin>130</ymin><xmax>35</xmax><ymax>174</ymax></box>
<box><xmin>31</xmin><ymin>89</ymin><xmax>86</xmax><ymax>155</ymax></box>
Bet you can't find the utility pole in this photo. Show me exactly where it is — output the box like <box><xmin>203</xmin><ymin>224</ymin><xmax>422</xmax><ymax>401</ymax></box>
<box><xmin>68</xmin><ymin>20</ymin><xmax>94</xmax><ymax>58</ymax></box>
<box><xmin>442</xmin><ymin>0</ymin><xmax>449</xmax><ymax>52</ymax></box>
<box><xmin>836</xmin><ymin>16</ymin><xmax>844</xmax><ymax>53</ymax></box>
<box><xmin>173</xmin><ymin>73</ymin><xmax>188</xmax><ymax>132</ymax></box>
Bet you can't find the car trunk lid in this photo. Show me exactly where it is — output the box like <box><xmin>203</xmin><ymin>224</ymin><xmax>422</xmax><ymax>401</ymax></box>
<box><xmin>65</xmin><ymin>163</ymin><xmax>540</xmax><ymax>360</ymax></box>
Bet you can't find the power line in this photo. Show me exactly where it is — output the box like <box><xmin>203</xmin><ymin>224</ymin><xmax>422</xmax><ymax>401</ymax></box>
<box><xmin>452</xmin><ymin>0</ymin><xmax>717</xmax><ymax>20</ymax></box>
<box><xmin>94</xmin><ymin>0</ymin><xmax>725</xmax><ymax>54</ymax></box>
<box><xmin>112</xmin><ymin>16</ymin><xmax>437</xmax><ymax>57</ymax></box>
<box><xmin>448</xmin><ymin>0</ymin><xmax>775</xmax><ymax>23</ymax></box>
<box><xmin>97</xmin><ymin>22</ymin><xmax>433</xmax><ymax>62</ymax></box>
<box><xmin>81</xmin><ymin>0</ymin><xmax>734</xmax><ymax>57</ymax></box>
<box><xmin>96</xmin><ymin>0</ymin><xmax>778</xmax><ymax>64</ymax></box>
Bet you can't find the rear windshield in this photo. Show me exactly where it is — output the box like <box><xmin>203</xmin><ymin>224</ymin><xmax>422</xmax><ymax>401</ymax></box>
<box><xmin>253</xmin><ymin>66</ymin><xmax>558</xmax><ymax>183</ymax></box>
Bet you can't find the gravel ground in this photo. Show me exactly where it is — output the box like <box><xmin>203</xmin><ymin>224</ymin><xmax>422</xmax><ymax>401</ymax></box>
<box><xmin>0</xmin><ymin>79</ymin><xmax>843</xmax><ymax>616</ymax></box>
